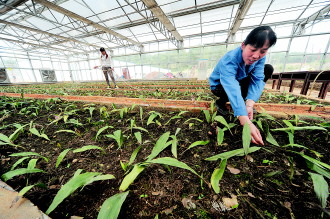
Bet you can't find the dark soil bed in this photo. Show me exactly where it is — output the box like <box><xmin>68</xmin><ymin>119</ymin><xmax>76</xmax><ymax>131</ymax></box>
<box><xmin>0</xmin><ymin>96</ymin><xmax>329</xmax><ymax>219</ymax></box>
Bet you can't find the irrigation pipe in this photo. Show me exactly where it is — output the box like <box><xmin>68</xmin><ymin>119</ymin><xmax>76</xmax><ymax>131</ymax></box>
<box><xmin>307</xmin><ymin>70</ymin><xmax>327</xmax><ymax>97</ymax></box>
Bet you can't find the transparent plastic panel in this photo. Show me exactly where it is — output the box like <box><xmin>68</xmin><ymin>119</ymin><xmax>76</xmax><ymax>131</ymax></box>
<box><xmin>2</xmin><ymin>57</ymin><xmax>18</xmax><ymax>68</ymax></box>
<box><xmin>158</xmin><ymin>0</ymin><xmax>195</xmax><ymax>14</ymax></box>
<box><xmin>24</xmin><ymin>17</ymin><xmax>57</xmax><ymax>32</ymax></box>
<box><xmin>17</xmin><ymin>58</ymin><xmax>31</xmax><ymax>69</ymax></box>
<box><xmin>289</xmin><ymin>37</ymin><xmax>309</xmax><ymax>53</ymax></box>
<box><xmin>270</xmin><ymin>38</ymin><xmax>290</xmax><ymax>52</ymax></box>
<box><xmin>42</xmin><ymin>60</ymin><xmax>52</xmax><ymax>69</ymax></box>
<box><xmin>267</xmin><ymin>52</ymin><xmax>286</xmax><ymax>73</ymax></box>
<box><xmin>31</xmin><ymin>59</ymin><xmax>42</xmax><ymax>69</ymax></box>
<box><xmin>306</xmin><ymin>34</ymin><xmax>330</xmax><ymax>54</ymax></box>
<box><xmin>321</xmin><ymin>54</ymin><xmax>330</xmax><ymax>70</ymax></box>
<box><xmin>301</xmin><ymin>54</ymin><xmax>323</xmax><ymax>70</ymax></box>
<box><xmin>285</xmin><ymin>55</ymin><xmax>304</xmax><ymax>71</ymax></box>
<box><xmin>273</xmin><ymin>24</ymin><xmax>293</xmax><ymax>38</ymax></box>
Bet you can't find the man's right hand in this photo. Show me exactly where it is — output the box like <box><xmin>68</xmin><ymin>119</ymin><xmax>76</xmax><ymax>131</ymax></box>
<box><xmin>238</xmin><ymin>116</ymin><xmax>264</xmax><ymax>145</ymax></box>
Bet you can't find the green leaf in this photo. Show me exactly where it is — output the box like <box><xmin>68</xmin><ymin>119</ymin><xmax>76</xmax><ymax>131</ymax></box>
<box><xmin>242</xmin><ymin>123</ymin><xmax>251</xmax><ymax>155</ymax></box>
<box><xmin>73</xmin><ymin>145</ymin><xmax>105</xmax><ymax>153</ymax></box>
<box><xmin>11</xmin><ymin>157</ymin><xmax>30</xmax><ymax>170</ymax></box>
<box><xmin>186</xmin><ymin>140</ymin><xmax>210</xmax><ymax>151</ymax></box>
<box><xmin>134</xmin><ymin>132</ymin><xmax>142</xmax><ymax>144</ymax></box>
<box><xmin>306</xmin><ymin>160</ymin><xmax>330</xmax><ymax>179</ymax></box>
<box><xmin>293</xmin><ymin>152</ymin><xmax>330</xmax><ymax>170</ymax></box>
<box><xmin>202</xmin><ymin>110</ymin><xmax>211</xmax><ymax>123</ymax></box>
<box><xmin>308</xmin><ymin>172</ymin><xmax>329</xmax><ymax>208</ymax></box>
<box><xmin>205</xmin><ymin>147</ymin><xmax>261</xmax><ymax>161</ymax></box>
<box><xmin>170</xmin><ymin>135</ymin><xmax>178</xmax><ymax>158</ymax></box>
<box><xmin>211</xmin><ymin>159</ymin><xmax>227</xmax><ymax>193</ymax></box>
<box><xmin>9</xmin><ymin>124</ymin><xmax>28</xmax><ymax>141</ymax></box>
<box><xmin>1</xmin><ymin>168</ymin><xmax>44</xmax><ymax>181</ymax></box>
<box><xmin>96</xmin><ymin>126</ymin><xmax>113</xmax><ymax>140</ymax></box>
<box><xmin>147</xmin><ymin>113</ymin><xmax>159</xmax><ymax>126</ymax></box>
<box><xmin>272</xmin><ymin>126</ymin><xmax>327</xmax><ymax>132</ymax></box>
<box><xmin>55</xmin><ymin>129</ymin><xmax>80</xmax><ymax>136</ymax></box>
<box><xmin>106</xmin><ymin>130</ymin><xmax>124</xmax><ymax>148</ymax></box>
<box><xmin>97</xmin><ymin>191</ymin><xmax>129</xmax><ymax>219</ymax></box>
<box><xmin>132</xmin><ymin>127</ymin><xmax>149</xmax><ymax>133</ymax></box>
<box><xmin>147</xmin><ymin>157</ymin><xmax>200</xmax><ymax>177</ymax></box>
<box><xmin>10</xmin><ymin>152</ymin><xmax>49</xmax><ymax>162</ymax></box>
<box><xmin>128</xmin><ymin>146</ymin><xmax>142</xmax><ymax>165</ymax></box>
<box><xmin>27</xmin><ymin>158</ymin><xmax>38</xmax><ymax>169</ymax></box>
<box><xmin>119</xmin><ymin>164</ymin><xmax>146</xmax><ymax>191</ymax></box>
<box><xmin>56</xmin><ymin>148</ymin><xmax>71</xmax><ymax>168</ymax></box>
<box><xmin>19</xmin><ymin>184</ymin><xmax>35</xmax><ymax>196</ymax></box>
<box><xmin>266</xmin><ymin>131</ymin><xmax>279</xmax><ymax>146</ymax></box>
<box><xmin>46</xmin><ymin>169</ymin><xmax>115</xmax><ymax>214</ymax></box>
<box><xmin>146</xmin><ymin>132</ymin><xmax>171</xmax><ymax>161</ymax></box>
<box><xmin>217</xmin><ymin>127</ymin><xmax>224</xmax><ymax>146</ymax></box>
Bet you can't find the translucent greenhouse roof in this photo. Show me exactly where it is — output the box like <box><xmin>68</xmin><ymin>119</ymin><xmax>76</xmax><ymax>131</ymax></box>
<box><xmin>0</xmin><ymin>0</ymin><xmax>329</xmax><ymax>56</ymax></box>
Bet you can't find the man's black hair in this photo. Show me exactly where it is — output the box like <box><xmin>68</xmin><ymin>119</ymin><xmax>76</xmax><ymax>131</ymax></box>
<box><xmin>100</xmin><ymin>47</ymin><xmax>105</xmax><ymax>52</ymax></box>
<box><xmin>244</xmin><ymin>26</ymin><xmax>277</xmax><ymax>48</ymax></box>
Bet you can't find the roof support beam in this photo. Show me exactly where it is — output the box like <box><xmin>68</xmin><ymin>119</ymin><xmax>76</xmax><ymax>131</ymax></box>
<box><xmin>226</xmin><ymin>0</ymin><xmax>253</xmax><ymax>43</ymax></box>
<box><xmin>0</xmin><ymin>0</ymin><xmax>28</xmax><ymax>15</ymax></box>
<box><xmin>294</xmin><ymin>4</ymin><xmax>330</xmax><ymax>35</ymax></box>
<box><xmin>32</xmin><ymin>0</ymin><xmax>142</xmax><ymax>49</ymax></box>
<box><xmin>125</xmin><ymin>0</ymin><xmax>183</xmax><ymax>49</ymax></box>
<box><xmin>141</xmin><ymin>0</ymin><xmax>183</xmax><ymax>42</ymax></box>
<box><xmin>0</xmin><ymin>19</ymin><xmax>98</xmax><ymax>48</ymax></box>
<box><xmin>0</xmin><ymin>36</ymin><xmax>78</xmax><ymax>53</ymax></box>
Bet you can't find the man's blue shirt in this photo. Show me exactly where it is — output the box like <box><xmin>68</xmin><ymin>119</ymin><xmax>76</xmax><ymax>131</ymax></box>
<box><xmin>209</xmin><ymin>46</ymin><xmax>266</xmax><ymax>116</ymax></box>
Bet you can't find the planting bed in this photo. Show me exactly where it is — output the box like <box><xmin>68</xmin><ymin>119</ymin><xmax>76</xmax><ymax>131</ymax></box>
<box><xmin>0</xmin><ymin>81</ymin><xmax>329</xmax><ymax>219</ymax></box>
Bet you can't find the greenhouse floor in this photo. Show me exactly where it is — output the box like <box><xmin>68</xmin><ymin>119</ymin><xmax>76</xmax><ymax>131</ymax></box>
<box><xmin>1</xmin><ymin>92</ymin><xmax>329</xmax><ymax>119</ymax></box>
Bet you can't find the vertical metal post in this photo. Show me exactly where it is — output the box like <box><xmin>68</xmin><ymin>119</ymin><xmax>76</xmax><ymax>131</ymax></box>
<box><xmin>27</xmin><ymin>52</ymin><xmax>38</xmax><ymax>82</ymax></box>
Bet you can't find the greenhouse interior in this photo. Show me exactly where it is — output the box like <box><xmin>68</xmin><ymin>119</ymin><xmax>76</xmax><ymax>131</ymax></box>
<box><xmin>0</xmin><ymin>0</ymin><xmax>329</xmax><ymax>218</ymax></box>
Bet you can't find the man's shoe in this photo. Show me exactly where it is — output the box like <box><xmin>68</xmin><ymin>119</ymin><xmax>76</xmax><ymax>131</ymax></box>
<box><xmin>106</xmin><ymin>86</ymin><xmax>111</xmax><ymax>89</ymax></box>
<box><xmin>114</xmin><ymin>85</ymin><xmax>119</xmax><ymax>89</ymax></box>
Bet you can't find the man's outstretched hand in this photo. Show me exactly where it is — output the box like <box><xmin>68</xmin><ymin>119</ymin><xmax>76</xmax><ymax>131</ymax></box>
<box><xmin>238</xmin><ymin>115</ymin><xmax>264</xmax><ymax>145</ymax></box>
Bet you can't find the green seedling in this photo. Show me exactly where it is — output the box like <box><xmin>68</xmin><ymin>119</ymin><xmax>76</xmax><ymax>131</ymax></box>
<box><xmin>134</xmin><ymin>132</ymin><xmax>142</xmax><ymax>144</ymax></box>
<box><xmin>56</xmin><ymin>148</ymin><xmax>72</xmax><ymax>168</ymax></box>
<box><xmin>164</xmin><ymin>111</ymin><xmax>188</xmax><ymax>126</ymax></box>
<box><xmin>29</xmin><ymin>127</ymin><xmax>50</xmax><ymax>141</ymax></box>
<box><xmin>119</xmin><ymin>157</ymin><xmax>202</xmax><ymax>192</ymax></box>
<box><xmin>182</xmin><ymin>140</ymin><xmax>210</xmax><ymax>154</ymax></box>
<box><xmin>97</xmin><ymin>191</ymin><xmax>129</xmax><ymax>219</ymax></box>
<box><xmin>205</xmin><ymin>147</ymin><xmax>261</xmax><ymax>193</ymax></box>
<box><xmin>10</xmin><ymin>152</ymin><xmax>49</xmax><ymax>162</ymax></box>
<box><xmin>46</xmin><ymin>169</ymin><xmax>115</xmax><ymax>214</ymax></box>
<box><xmin>95</xmin><ymin>125</ymin><xmax>114</xmax><ymax>140</ymax></box>
<box><xmin>242</xmin><ymin>123</ymin><xmax>251</xmax><ymax>155</ymax></box>
<box><xmin>214</xmin><ymin>116</ymin><xmax>236</xmax><ymax>135</ymax></box>
<box><xmin>217</xmin><ymin>127</ymin><xmax>225</xmax><ymax>146</ymax></box>
<box><xmin>84</xmin><ymin>105</ymin><xmax>95</xmax><ymax>122</ymax></box>
<box><xmin>146</xmin><ymin>132</ymin><xmax>171</xmax><ymax>161</ymax></box>
<box><xmin>106</xmin><ymin>130</ymin><xmax>125</xmax><ymax>148</ymax></box>
<box><xmin>1</xmin><ymin>168</ymin><xmax>44</xmax><ymax>182</ymax></box>
<box><xmin>272</xmin><ymin>121</ymin><xmax>327</xmax><ymax>147</ymax></box>
<box><xmin>308</xmin><ymin>172</ymin><xmax>329</xmax><ymax>212</ymax></box>
<box><xmin>170</xmin><ymin>128</ymin><xmax>181</xmax><ymax>158</ymax></box>
<box><xmin>73</xmin><ymin>145</ymin><xmax>105</xmax><ymax>153</ymax></box>
<box><xmin>147</xmin><ymin>111</ymin><xmax>162</xmax><ymax>126</ymax></box>
<box><xmin>202</xmin><ymin>109</ymin><xmax>217</xmax><ymax>124</ymax></box>
<box><xmin>99</xmin><ymin>106</ymin><xmax>110</xmax><ymax>119</ymax></box>
<box><xmin>120</xmin><ymin>145</ymin><xmax>141</xmax><ymax>172</ymax></box>
<box><xmin>55</xmin><ymin>129</ymin><xmax>82</xmax><ymax>137</ymax></box>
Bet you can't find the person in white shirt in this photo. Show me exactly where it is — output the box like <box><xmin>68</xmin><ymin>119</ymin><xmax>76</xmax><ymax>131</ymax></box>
<box><xmin>94</xmin><ymin>47</ymin><xmax>118</xmax><ymax>89</ymax></box>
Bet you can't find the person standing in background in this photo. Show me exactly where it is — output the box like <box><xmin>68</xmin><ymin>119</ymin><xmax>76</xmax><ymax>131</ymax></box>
<box><xmin>94</xmin><ymin>47</ymin><xmax>118</xmax><ymax>89</ymax></box>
